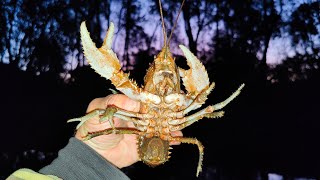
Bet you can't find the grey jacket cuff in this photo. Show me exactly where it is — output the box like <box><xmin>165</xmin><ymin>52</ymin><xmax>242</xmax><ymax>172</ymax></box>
<box><xmin>39</xmin><ymin>138</ymin><xmax>130</xmax><ymax>180</ymax></box>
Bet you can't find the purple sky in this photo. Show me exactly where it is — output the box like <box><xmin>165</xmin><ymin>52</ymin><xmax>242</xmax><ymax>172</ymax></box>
<box><xmin>5</xmin><ymin>0</ymin><xmax>317</xmax><ymax>70</ymax></box>
<box><xmin>102</xmin><ymin>0</ymin><xmax>319</xmax><ymax>66</ymax></box>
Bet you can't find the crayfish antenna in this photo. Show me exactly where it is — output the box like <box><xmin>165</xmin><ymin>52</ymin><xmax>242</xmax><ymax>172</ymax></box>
<box><xmin>158</xmin><ymin>0</ymin><xmax>167</xmax><ymax>46</ymax></box>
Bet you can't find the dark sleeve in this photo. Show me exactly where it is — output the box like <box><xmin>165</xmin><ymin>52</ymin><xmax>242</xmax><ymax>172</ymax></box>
<box><xmin>39</xmin><ymin>138</ymin><xmax>130</xmax><ymax>180</ymax></box>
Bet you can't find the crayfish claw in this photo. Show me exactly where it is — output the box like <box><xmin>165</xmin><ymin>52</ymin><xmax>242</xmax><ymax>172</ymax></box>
<box><xmin>179</xmin><ymin>45</ymin><xmax>210</xmax><ymax>96</ymax></box>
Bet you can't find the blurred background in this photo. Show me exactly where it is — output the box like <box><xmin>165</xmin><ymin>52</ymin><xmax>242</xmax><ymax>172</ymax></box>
<box><xmin>1</xmin><ymin>0</ymin><xmax>319</xmax><ymax>179</ymax></box>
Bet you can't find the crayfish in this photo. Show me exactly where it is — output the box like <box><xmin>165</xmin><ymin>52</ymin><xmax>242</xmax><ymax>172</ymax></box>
<box><xmin>68</xmin><ymin>1</ymin><xmax>244</xmax><ymax>176</ymax></box>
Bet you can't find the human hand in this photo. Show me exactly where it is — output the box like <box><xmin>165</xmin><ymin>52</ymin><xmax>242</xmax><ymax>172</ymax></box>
<box><xmin>75</xmin><ymin>94</ymin><xmax>182</xmax><ymax>168</ymax></box>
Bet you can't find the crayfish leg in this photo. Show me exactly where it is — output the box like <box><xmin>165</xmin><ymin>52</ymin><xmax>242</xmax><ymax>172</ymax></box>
<box><xmin>211</xmin><ymin>84</ymin><xmax>245</xmax><ymax>111</ymax></box>
<box><xmin>84</xmin><ymin>127</ymin><xmax>142</xmax><ymax>141</ymax></box>
<box><xmin>68</xmin><ymin>105</ymin><xmax>150</xmax><ymax>131</ymax></box>
<box><xmin>169</xmin><ymin>137</ymin><xmax>204</xmax><ymax>177</ymax></box>
<box><xmin>169</xmin><ymin>110</ymin><xmax>225</xmax><ymax>131</ymax></box>
<box><xmin>99</xmin><ymin>106</ymin><xmax>118</xmax><ymax>129</ymax></box>
<box><xmin>67</xmin><ymin>109</ymin><xmax>106</xmax><ymax>129</ymax></box>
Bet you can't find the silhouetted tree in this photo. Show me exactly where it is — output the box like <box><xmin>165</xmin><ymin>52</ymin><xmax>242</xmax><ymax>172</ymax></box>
<box><xmin>288</xmin><ymin>2</ymin><xmax>320</xmax><ymax>53</ymax></box>
<box><xmin>0</xmin><ymin>1</ymin><xmax>6</xmax><ymax>62</ymax></box>
<box><xmin>182</xmin><ymin>0</ymin><xmax>216</xmax><ymax>55</ymax></box>
<box><xmin>118</xmin><ymin>0</ymin><xmax>150</xmax><ymax>69</ymax></box>
<box><xmin>1</xmin><ymin>0</ymin><xmax>112</xmax><ymax>75</ymax></box>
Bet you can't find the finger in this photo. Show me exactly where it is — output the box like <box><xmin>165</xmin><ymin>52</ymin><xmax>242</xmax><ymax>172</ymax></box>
<box><xmin>86</xmin><ymin>94</ymin><xmax>140</xmax><ymax>112</ymax></box>
<box><xmin>75</xmin><ymin>96</ymin><xmax>129</xmax><ymax>145</ymax></box>
<box><xmin>76</xmin><ymin>96</ymin><xmax>124</xmax><ymax>136</ymax></box>
<box><xmin>84</xmin><ymin>95</ymin><xmax>140</xmax><ymax>126</ymax></box>
<box><xmin>104</xmin><ymin>94</ymin><xmax>140</xmax><ymax>127</ymax></box>
<box><xmin>86</xmin><ymin>97</ymin><xmax>108</xmax><ymax>113</ymax></box>
<box><xmin>169</xmin><ymin>131</ymin><xmax>183</xmax><ymax>145</ymax></box>
<box><xmin>104</xmin><ymin>94</ymin><xmax>140</xmax><ymax>112</ymax></box>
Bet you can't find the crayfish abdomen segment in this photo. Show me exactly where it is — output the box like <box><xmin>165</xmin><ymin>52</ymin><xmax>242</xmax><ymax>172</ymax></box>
<box><xmin>138</xmin><ymin>136</ymin><xmax>170</xmax><ymax>167</ymax></box>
